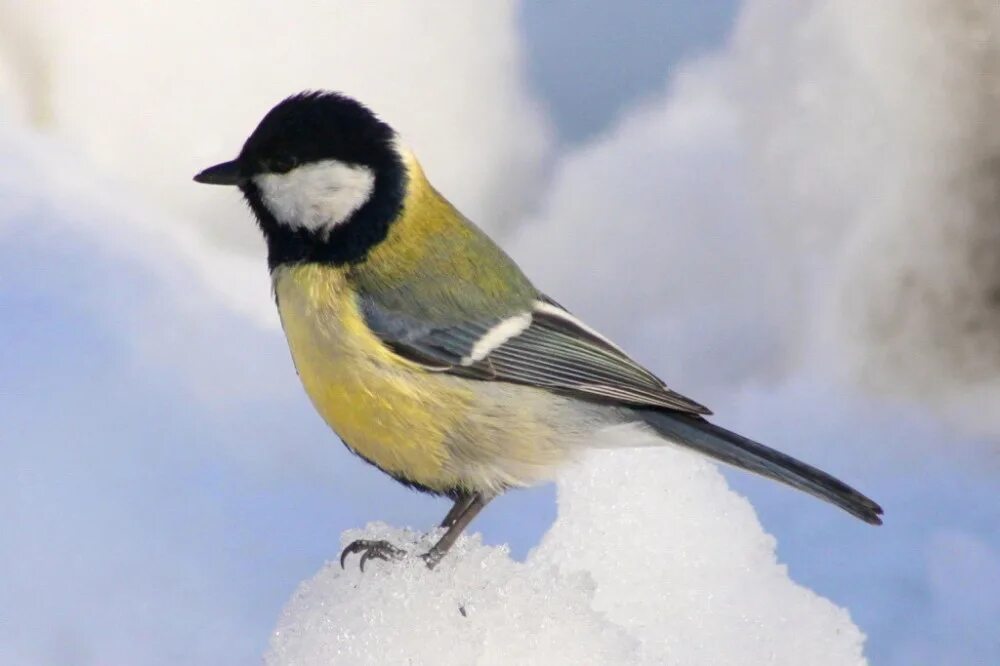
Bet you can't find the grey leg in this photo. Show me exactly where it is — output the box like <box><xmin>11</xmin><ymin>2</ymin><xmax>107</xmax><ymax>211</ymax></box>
<box><xmin>340</xmin><ymin>492</ymin><xmax>491</xmax><ymax>572</ymax></box>
<box><xmin>422</xmin><ymin>493</ymin><xmax>490</xmax><ymax>570</ymax></box>
<box><xmin>440</xmin><ymin>492</ymin><xmax>476</xmax><ymax>528</ymax></box>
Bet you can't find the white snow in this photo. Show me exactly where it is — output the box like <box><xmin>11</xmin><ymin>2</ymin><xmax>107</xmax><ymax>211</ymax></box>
<box><xmin>1</xmin><ymin>0</ymin><xmax>998</xmax><ymax>664</ymax></box>
<box><xmin>267</xmin><ymin>446</ymin><xmax>867</xmax><ymax>666</ymax></box>
<box><xmin>725</xmin><ymin>0</ymin><xmax>1000</xmax><ymax>428</ymax></box>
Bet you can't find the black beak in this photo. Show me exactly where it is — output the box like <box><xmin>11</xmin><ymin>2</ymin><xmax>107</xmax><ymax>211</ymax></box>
<box><xmin>193</xmin><ymin>159</ymin><xmax>246</xmax><ymax>186</ymax></box>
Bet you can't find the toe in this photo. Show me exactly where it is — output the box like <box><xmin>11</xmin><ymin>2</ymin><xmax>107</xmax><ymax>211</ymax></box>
<box><xmin>340</xmin><ymin>539</ymin><xmax>406</xmax><ymax>571</ymax></box>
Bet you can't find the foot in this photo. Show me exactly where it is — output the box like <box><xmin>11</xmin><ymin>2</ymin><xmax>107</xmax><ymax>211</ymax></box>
<box><xmin>340</xmin><ymin>539</ymin><xmax>406</xmax><ymax>571</ymax></box>
<box><xmin>419</xmin><ymin>547</ymin><xmax>445</xmax><ymax>570</ymax></box>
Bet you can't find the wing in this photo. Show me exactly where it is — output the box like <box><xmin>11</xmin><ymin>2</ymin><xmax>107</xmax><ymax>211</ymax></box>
<box><xmin>359</xmin><ymin>294</ymin><xmax>711</xmax><ymax>415</ymax></box>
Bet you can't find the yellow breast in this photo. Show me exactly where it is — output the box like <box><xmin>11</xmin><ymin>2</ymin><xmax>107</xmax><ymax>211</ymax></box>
<box><xmin>273</xmin><ymin>263</ymin><xmax>472</xmax><ymax>490</ymax></box>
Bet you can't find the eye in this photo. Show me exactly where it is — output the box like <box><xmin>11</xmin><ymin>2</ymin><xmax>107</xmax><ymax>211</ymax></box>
<box><xmin>268</xmin><ymin>156</ymin><xmax>298</xmax><ymax>174</ymax></box>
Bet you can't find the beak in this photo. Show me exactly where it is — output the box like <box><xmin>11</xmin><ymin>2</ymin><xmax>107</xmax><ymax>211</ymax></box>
<box><xmin>193</xmin><ymin>159</ymin><xmax>246</xmax><ymax>186</ymax></box>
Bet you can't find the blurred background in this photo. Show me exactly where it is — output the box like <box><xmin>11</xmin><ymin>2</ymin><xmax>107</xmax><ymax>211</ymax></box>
<box><xmin>1</xmin><ymin>1</ymin><xmax>998</xmax><ymax>663</ymax></box>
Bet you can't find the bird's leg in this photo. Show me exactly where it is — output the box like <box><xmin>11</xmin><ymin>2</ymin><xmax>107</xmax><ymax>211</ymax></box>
<box><xmin>340</xmin><ymin>493</ymin><xmax>490</xmax><ymax>571</ymax></box>
<box><xmin>422</xmin><ymin>492</ymin><xmax>490</xmax><ymax>570</ymax></box>
<box><xmin>439</xmin><ymin>492</ymin><xmax>476</xmax><ymax>528</ymax></box>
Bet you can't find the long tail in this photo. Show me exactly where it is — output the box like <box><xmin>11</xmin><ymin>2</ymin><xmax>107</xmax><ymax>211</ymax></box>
<box><xmin>638</xmin><ymin>410</ymin><xmax>883</xmax><ymax>525</ymax></box>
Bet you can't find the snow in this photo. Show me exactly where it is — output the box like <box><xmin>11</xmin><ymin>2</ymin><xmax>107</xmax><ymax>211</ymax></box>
<box><xmin>724</xmin><ymin>0</ymin><xmax>1000</xmax><ymax>427</ymax></box>
<box><xmin>268</xmin><ymin>447</ymin><xmax>866</xmax><ymax>666</ymax></box>
<box><xmin>1</xmin><ymin>0</ymin><xmax>998</xmax><ymax>664</ymax></box>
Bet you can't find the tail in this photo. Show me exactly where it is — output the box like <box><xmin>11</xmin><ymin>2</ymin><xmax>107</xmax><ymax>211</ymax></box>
<box><xmin>638</xmin><ymin>410</ymin><xmax>883</xmax><ymax>525</ymax></box>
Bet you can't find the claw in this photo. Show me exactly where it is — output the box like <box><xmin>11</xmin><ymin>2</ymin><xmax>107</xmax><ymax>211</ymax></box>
<box><xmin>419</xmin><ymin>548</ymin><xmax>444</xmax><ymax>570</ymax></box>
<box><xmin>340</xmin><ymin>539</ymin><xmax>406</xmax><ymax>571</ymax></box>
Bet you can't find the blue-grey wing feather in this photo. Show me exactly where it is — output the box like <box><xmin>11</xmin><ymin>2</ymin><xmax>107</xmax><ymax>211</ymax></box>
<box><xmin>359</xmin><ymin>293</ymin><xmax>711</xmax><ymax>415</ymax></box>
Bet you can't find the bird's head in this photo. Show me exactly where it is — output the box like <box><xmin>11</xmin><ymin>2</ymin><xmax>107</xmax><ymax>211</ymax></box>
<box><xmin>195</xmin><ymin>91</ymin><xmax>408</xmax><ymax>266</ymax></box>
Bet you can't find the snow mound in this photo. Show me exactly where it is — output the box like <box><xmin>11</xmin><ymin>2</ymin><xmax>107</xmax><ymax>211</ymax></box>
<box><xmin>268</xmin><ymin>526</ymin><xmax>637</xmax><ymax>665</ymax></box>
<box><xmin>267</xmin><ymin>448</ymin><xmax>868</xmax><ymax>665</ymax></box>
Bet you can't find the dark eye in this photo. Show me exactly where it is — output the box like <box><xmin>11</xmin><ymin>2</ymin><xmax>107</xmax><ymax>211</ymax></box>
<box><xmin>269</xmin><ymin>156</ymin><xmax>298</xmax><ymax>173</ymax></box>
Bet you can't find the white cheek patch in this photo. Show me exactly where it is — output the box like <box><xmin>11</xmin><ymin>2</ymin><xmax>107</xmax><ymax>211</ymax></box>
<box><xmin>255</xmin><ymin>159</ymin><xmax>376</xmax><ymax>232</ymax></box>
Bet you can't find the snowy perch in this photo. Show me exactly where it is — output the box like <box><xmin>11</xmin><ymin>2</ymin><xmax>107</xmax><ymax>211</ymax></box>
<box><xmin>266</xmin><ymin>447</ymin><xmax>868</xmax><ymax>665</ymax></box>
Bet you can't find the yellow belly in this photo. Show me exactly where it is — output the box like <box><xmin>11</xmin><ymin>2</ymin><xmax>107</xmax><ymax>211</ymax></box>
<box><xmin>273</xmin><ymin>263</ymin><xmax>474</xmax><ymax>491</ymax></box>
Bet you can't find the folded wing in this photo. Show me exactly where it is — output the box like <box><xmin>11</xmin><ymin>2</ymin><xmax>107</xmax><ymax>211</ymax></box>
<box><xmin>360</xmin><ymin>294</ymin><xmax>711</xmax><ymax>415</ymax></box>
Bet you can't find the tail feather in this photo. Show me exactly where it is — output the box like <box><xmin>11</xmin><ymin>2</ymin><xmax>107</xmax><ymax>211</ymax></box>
<box><xmin>638</xmin><ymin>410</ymin><xmax>883</xmax><ymax>525</ymax></box>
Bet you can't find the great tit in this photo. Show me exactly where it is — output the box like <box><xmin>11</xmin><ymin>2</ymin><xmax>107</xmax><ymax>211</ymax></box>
<box><xmin>195</xmin><ymin>91</ymin><xmax>882</xmax><ymax>570</ymax></box>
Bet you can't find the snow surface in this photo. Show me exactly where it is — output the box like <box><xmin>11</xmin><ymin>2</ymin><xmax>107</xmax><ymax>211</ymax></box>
<box><xmin>268</xmin><ymin>448</ymin><xmax>866</xmax><ymax>666</ymax></box>
<box><xmin>1</xmin><ymin>0</ymin><xmax>998</xmax><ymax>664</ymax></box>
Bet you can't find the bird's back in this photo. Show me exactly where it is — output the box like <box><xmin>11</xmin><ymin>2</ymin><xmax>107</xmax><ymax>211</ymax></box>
<box><xmin>351</xmin><ymin>150</ymin><xmax>539</xmax><ymax>325</ymax></box>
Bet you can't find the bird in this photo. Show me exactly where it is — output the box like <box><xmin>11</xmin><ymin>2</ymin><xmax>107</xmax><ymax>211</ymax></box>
<box><xmin>194</xmin><ymin>91</ymin><xmax>882</xmax><ymax>570</ymax></box>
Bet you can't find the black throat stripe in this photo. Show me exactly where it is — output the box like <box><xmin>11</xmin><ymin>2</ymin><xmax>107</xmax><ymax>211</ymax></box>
<box><xmin>243</xmin><ymin>157</ymin><xmax>407</xmax><ymax>270</ymax></box>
